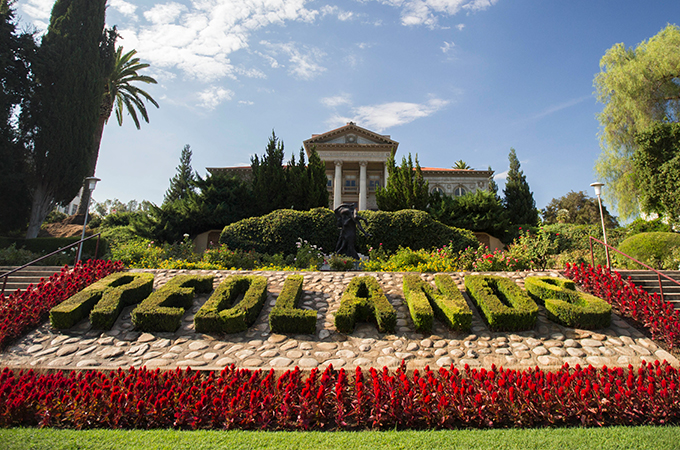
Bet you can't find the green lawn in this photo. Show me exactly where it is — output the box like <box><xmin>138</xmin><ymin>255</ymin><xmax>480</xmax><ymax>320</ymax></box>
<box><xmin>2</xmin><ymin>426</ymin><xmax>679</xmax><ymax>450</ymax></box>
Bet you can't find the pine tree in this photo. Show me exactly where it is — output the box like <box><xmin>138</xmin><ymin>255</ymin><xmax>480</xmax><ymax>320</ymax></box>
<box><xmin>306</xmin><ymin>147</ymin><xmax>329</xmax><ymax>209</ymax></box>
<box><xmin>487</xmin><ymin>166</ymin><xmax>499</xmax><ymax>199</ymax></box>
<box><xmin>24</xmin><ymin>0</ymin><xmax>114</xmax><ymax>238</ymax></box>
<box><xmin>376</xmin><ymin>153</ymin><xmax>429</xmax><ymax>211</ymax></box>
<box><xmin>503</xmin><ymin>148</ymin><xmax>539</xmax><ymax>226</ymax></box>
<box><xmin>164</xmin><ymin>144</ymin><xmax>196</xmax><ymax>204</ymax></box>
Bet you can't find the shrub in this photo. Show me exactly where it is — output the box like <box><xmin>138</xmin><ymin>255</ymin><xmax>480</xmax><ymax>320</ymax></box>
<box><xmin>89</xmin><ymin>273</ymin><xmax>155</xmax><ymax>329</ymax></box>
<box><xmin>524</xmin><ymin>276</ymin><xmax>611</xmax><ymax>329</ymax></box>
<box><xmin>269</xmin><ymin>275</ymin><xmax>316</xmax><ymax>334</ymax></box>
<box><xmin>0</xmin><ymin>237</ymin><xmax>108</xmax><ymax>261</ymax></box>
<box><xmin>110</xmin><ymin>238</ymin><xmax>163</xmax><ymax>268</ymax></box>
<box><xmin>0</xmin><ymin>244</ymin><xmax>37</xmax><ymax>266</ymax></box>
<box><xmin>220</xmin><ymin>208</ymin><xmax>337</xmax><ymax>256</ymax></box>
<box><xmin>131</xmin><ymin>275</ymin><xmax>214</xmax><ymax>332</ymax></box>
<box><xmin>294</xmin><ymin>239</ymin><xmax>324</xmax><ymax>269</ymax></box>
<box><xmin>328</xmin><ymin>254</ymin><xmax>356</xmax><ymax>271</ymax></box>
<box><xmin>616</xmin><ymin>232</ymin><xmax>680</xmax><ymax>269</ymax></box>
<box><xmin>220</xmin><ymin>208</ymin><xmax>477</xmax><ymax>257</ymax></box>
<box><xmin>402</xmin><ymin>274</ymin><xmax>434</xmax><ymax>332</ymax></box>
<box><xmin>464</xmin><ymin>275</ymin><xmax>538</xmax><ymax>331</ymax></box>
<box><xmin>50</xmin><ymin>272</ymin><xmax>153</xmax><ymax>330</ymax></box>
<box><xmin>194</xmin><ymin>275</ymin><xmax>268</xmax><ymax>334</ymax></box>
<box><xmin>334</xmin><ymin>276</ymin><xmax>396</xmax><ymax>333</ymax></box>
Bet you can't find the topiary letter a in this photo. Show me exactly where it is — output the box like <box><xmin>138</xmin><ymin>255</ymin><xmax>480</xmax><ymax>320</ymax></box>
<box><xmin>335</xmin><ymin>276</ymin><xmax>396</xmax><ymax>334</ymax></box>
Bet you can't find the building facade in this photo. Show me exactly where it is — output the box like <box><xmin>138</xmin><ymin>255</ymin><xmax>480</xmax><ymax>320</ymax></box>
<box><xmin>208</xmin><ymin>122</ymin><xmax>493</xmax><ymax>210</ymax></box>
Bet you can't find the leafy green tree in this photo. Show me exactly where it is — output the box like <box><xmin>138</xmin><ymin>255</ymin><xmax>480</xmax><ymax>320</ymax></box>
<box><xmin>542</xmin><ymin>190</ymin><xmax>618</xmax><ymax>227</ymax></box>
<box><xmin>0</xmin><ymin>0</ymin><xmax>33</xmax><ymax>234</ymax></box>
<box><xmin>503</xmin><ymin>148</ymin><xmax>538</xmax><ymax>227</ymax></box>
<box><xmin>429</xmin><ymin>188</ymin><xmax>508</xmax><ymax>238</ymax></box>
<box><xmin>77</xmin><ymin>47</ymin><xmax>159</xmax><ymax>215</ymax></box>
<box><xmin>376</xmin><ymin>153</ymin><xmax>429</xmax><ymax>211</ymax></box>
<box><xmin>23</xmin><ymin>0</ymin><xmax>114</xmax><ymax>238</ymax></box>
<box><xmin>164</xmin><ymin>144</ymin><xmax>196</xmax><ymax>204</ymax></box>
<box><xmin>633</xmin><ymin>122</ymin><xmax>680</xmax><ymax>225</ymax></box>
<box><xmin>594</xmin><ymin>24</ymin><xmax>680</xmax><ymax>219</ymax></box>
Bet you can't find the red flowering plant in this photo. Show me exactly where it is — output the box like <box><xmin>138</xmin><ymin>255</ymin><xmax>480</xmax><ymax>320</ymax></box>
<box><xmin>1</xmin><ymin>360</ymin><xmax>680</xmax><ymax>430</ymax></box>
<box><xmin>0</xmin><ymin>260</ymin><xmax>123</xmax><ymax>349</ymax></box>
<box><xmin>565</xmin><ymin>262</ymin><xmax>680</xmax><ymax>349</ymax></box>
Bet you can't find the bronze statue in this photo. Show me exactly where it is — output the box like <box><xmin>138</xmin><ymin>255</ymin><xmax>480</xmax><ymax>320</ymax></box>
<box><xmin>334</xmin><ymin>203</ymin><xmax>371</xmax><ymax>259</ymax></box>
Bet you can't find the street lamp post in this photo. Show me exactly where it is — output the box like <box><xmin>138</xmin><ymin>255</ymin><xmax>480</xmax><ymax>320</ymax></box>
<box><xmin>76</xmin><ymin>177</ymin><xmax>100</xmax><ymax>264</ymax></box>
<box><xmin>590</xmin><ymin>182</ymin><xmax>610</xmax><ymax>269</ymax></box>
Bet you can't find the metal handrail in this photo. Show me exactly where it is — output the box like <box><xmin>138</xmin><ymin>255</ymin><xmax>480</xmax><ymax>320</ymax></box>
<box><xmin>589</xmin><ymin>235</ymin><xmax>680</xmax><ymax>302</ymax></box>
<box><xmin>0</xmin><ymin>233</ymin><xmax>101</xmax><ymax>295</ymax></box>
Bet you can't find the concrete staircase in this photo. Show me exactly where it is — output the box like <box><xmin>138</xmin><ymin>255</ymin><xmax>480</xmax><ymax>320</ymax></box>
<box><xmin>0</xmin><ymin>266</ymin><xmax>66</xmax><ymax>295</ymax></box>
<box><xmin>614</xmin><ymin>270</ymin><xmax>680</xmax><ymax>309</ymax></box>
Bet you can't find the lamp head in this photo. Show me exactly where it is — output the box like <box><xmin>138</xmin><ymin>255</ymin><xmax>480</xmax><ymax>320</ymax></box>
<box><xmin>590</xmin><ymin>182</ymin><xmax>604</xmax><ymax>197</ymax></box>
<box><xmin>85</xmin><ymin>177</ymin><xmax>100</xmax><ymax>192</ymax></box>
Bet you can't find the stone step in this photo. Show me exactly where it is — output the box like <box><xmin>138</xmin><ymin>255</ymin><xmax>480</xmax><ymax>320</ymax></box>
<box><xmin>0</xmin><ymin>266</ymin><xmax>66</xmax><ymax>294</ymax></box>
<box><xmin>614</xmin><ymin>269</ymin><xmax>680</xmax><ymax>307</ymax></box>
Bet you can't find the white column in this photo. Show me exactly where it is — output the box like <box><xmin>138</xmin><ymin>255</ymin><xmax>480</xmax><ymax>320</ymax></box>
<box><xmin>359</xmin><ymin>161</ymin><xmax>368</xmax><ymax>210</ymax></box>
<box><xmin>334</xmin><ymin>160</ymin><xmax>343</xmax><ymax>209</ymax></box>
<box><xmin>384</xmin><ymin>163</ymin><xmax>389</xmax><ymax>189</ymax></box>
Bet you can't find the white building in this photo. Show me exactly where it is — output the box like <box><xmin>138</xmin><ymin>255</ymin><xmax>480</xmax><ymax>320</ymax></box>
<box><xmin>208</xmin><ymin>123</ymin><xmax>493</xmax><ymax>210</ymax></box>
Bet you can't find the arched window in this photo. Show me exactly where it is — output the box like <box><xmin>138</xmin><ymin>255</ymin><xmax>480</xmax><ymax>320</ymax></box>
<box><xmin>431</xmin><ymin>186</ymin><xmax>444</xmax><ymax>195</ymax></box>
<box><xmin>453</xmin><ymin>186</ymin><xmax>467</xmax><ymax>197</ymax></box>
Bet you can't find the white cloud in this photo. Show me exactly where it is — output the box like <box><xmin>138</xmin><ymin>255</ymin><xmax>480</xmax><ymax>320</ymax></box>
<box><xmin>197</xmin><ymin>86</ymin><xmax>234</xmax><ymax>110</ymax></box>
<box><xmin>321</xmin><ymin>94</ymin><xmax>352</xmax><ymax>108</ymax></box>
<box><xmin>494</xmin><ymin>170</ymin><xmax>508</xmax><ymax>181</ymax></box>
<box><xmin>328</xmin><ymin>97</ymin><xmax>450</xmax><ymax>131</ymax></box>
<box><xmin>109</xmin><ymin>0</ymin><xmax>138</xmax><ymax>18</ymax></box>
<box><xmin>321</xmin><ymin>5</ymin><xmax>355</xmax><ymax>21</ymax></box>
<box><xmin>441</xmin><ymin>41</ymin><xmax>455</xmax><ymax>53</ymax></box>
<box><xmin>260</xmin><ymin>41</ymin><xmax>326</xmax><ymax>80</ymax></box>
<box><xmin>456</xmin><ymin>23</ymin><xmax>465</xmax><ymax>31</ymax></box>
<box><xmin>239</xmin><ymin>100</ymin><xmax>255</xmax><ymax>105</ymax></box>
<box><xmin>373</xmin><ymin>0</ymin><xmax>498</xmax><ymax>28</ymax></box>
<box><xmin>111</xmin><ymin>0</ymin><xmax>318</xmax><ymax>82</ymax></box>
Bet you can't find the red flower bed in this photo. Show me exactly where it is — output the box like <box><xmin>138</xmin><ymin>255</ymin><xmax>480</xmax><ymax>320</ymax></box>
<box><xmin>0</xmin><ymin>361</ymin><xmax>679</xmax><ymax>429</ymax></box>
<box><xmin>0</xmin><ymin>260</ymin><xmax>124</xmax><ymax>349</ymax></box>
<box><xmin>565</xmin><ymin>263</ymin><xmax>680</xmax><ymax>349</ymax></box>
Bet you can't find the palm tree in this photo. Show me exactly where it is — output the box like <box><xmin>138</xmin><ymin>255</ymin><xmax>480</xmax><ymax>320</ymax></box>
<box><xmin>453</xmin><ymin>160</ymin><xmax>471</xmax><ymax>170</ymax></box>
<box><xmin>76</xmin><ymin>47</ymin><xmax>159</xmax><ymax>216</ymax></box>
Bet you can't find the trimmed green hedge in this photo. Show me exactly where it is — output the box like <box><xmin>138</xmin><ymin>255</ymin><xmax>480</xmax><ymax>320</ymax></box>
<box><xmin>334</xmin><ymin>276</ymin><xmax>396</xmax><ymax>334</ymax></box>
<box><xmin>269</xmin><ymin>275</ymin><xmax>317</xmax><ymax>334</ymax></box>
<box><xmin>402</xmin><ymin>274</ymin><xmax>434</xmax><ymax>332</ymax></box>
<box><xmin>402</xmin><ymin>274</ymin><xmax>473</xmax><ymax>332</ymax></box>
<box><xmin>219</xmin><ymin>208</ymin><xmax>478</xmax><ymax>256</ymax></box>
<box><xmin>194</xmin><ymin>275</ymin><xmax>268</xmax><ymax>334</ymax></box>
<box><xmin>50</xmin><ymin>272</ymin><xmax>152</xmax><ymax>329</ymax></box>
<box><xmin>616</xmin><ymin>232</ymin><xmax>680</xmax><ymax>269</ymax></box>
<box><xmin>524</xmin><ymin>276</ymin><xmax>611</xmax><ymax>329</ymax></box>
<box><xmin>131</xmin><ymin>275</ymin><xmax>214</xmax><ymax>332</ymax></box>
<box><xmin>89</xmin><ymin>273</ymin><xmax>155</xmax><ymax>329</ymax></box>
<box><xmin>464</xmin><ymin>275</ymin><xmax>538</xmax><ymax>331</ymax></box>
<box><xmin>0</xmin><ymin>236</ymin><xmax>109</xmax><ymax>259</ymax></box>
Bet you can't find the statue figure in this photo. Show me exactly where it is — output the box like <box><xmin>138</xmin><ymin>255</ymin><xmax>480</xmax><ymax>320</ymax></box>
<box><xmin>334</xmin><ymin>203</ymin><xmax>371</xmax><ymax>259</ymax></box>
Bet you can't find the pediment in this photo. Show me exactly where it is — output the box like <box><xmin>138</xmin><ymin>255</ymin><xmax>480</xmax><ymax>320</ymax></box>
<box><xmin>303</xmin><ymin>123</ymin><xmax>399</xmax><ymax>149</ymax></box>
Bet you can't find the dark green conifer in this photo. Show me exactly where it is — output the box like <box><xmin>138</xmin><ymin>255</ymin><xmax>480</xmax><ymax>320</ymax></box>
<box><xmin>503</xmin><ymin>148</ymin><xmax>539</xmax><ymax>226</ymax></box>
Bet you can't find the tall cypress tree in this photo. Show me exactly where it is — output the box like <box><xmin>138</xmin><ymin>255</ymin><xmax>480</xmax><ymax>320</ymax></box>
<box><xmin>376</xmin><ymin>153</ymin><xmax>429</xmax><ymax>211</ymax></box>
<box><xmin>24</xmin><ymin>0</ymin><xmax>114</xmax><ymax>238</ymax></box>
<box><xmin>503</xmin><ymin>148</ymin><xmax>539</xmax><ymax>226</ymax></box>
<box><xmin>0</xmin><ymin>0</ymin><xmax>33</xmax><ymax>234</ymax></box>
<box><xmin>251</xmin><ymin>131</ymin><xmax>287</xmax><ymax>215</ymax></box>
<box><xmin>164</xmin><ymin>144</ymin><xmax>196</xmax><ymax>204</ymax></box>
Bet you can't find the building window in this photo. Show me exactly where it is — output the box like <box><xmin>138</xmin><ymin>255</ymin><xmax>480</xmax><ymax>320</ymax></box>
<box><xmin>326</xmin><ymin>174</ymin><xmax>333</xmax><ymax>191</ymax></box>
<box><xmin>369</xmin><ymin>175</ymin><xmax>381</xmax><ymax>191</ymax></box>
<box><xmin>453</xmin><ymin>186</ymin><xmax>467</xmax><ymax>197</ymax></box>
<box><xmin>431</xmin><ymin>186</ymin><xmax>444</xmax><ymax>195</ymax></box>
<box><xmin>344</xmin><ymin>174</ymin><xmax>357</xmax><ymax>193</ymax></box>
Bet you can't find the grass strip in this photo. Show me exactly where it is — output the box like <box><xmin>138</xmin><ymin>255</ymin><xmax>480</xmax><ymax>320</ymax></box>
<box><xmin>2</xmin><ymin>426</ymin><xmax>679</xmax><ymax>450</ymax></box>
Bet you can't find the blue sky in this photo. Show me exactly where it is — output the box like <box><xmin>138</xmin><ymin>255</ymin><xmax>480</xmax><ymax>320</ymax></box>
<box><xmin>14</xmin><ymin>0</ymin><xmax>680</xmax><ymax>218</ymax></box>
